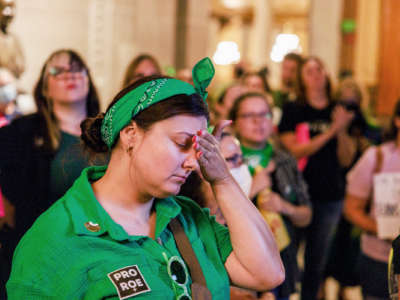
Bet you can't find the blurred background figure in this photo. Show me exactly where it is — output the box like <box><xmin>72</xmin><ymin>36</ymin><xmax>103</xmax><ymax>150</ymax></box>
<box><xmin>211</xmin><ymin>83</ymin><xmax>247</xmax><ymax>125</ymax></box>
<box><xmin>389</xmin><ymin>234</ymin><xmax>400</xmax><ymax>300</ymax></box>
<box><xmin>0</xmin><ymin>67</ymin><xmax>18</xmax><ymax>123</ymax></box>
<box><xmin>322</xmin><ymin>77</ymin><xmax>371</xmax><ymax>300</ymax></box>
<box><xmin>122</xmin><ymin>53</ymin><xmax>161</xmax><ymax>87</ymax></box>
<box><xmin>0</xmin><ymin>49</ymin><xmax>101</xmax><ymax>291</ymax></box>
<box><xmin>278</xmin><ymin>56</ymin><xmax>355</xmax><ymax>300</ymax></box>
<box><xmin>176</xmin><ymin>68</ymin><xmax>193</xmax><ymax>85</ymax></box>
<box><xmin>344</xmin><ymin>99</ymin><xmax>400</xmax><ymax>300</ymax></box>
<box><xmin>179</xmin><ymin>130</ymin><xmax>258</xmax><ymax>300</ymax></box>
<box><xmin>230</xmin><ymin>91</ymin><xmax>312</xmax><ymax>300</ymax></box>
<box><xmin>0</xmin><ymin>66</ymin><xmax>17</xmax><ymax>300</ymax></box>
<box><xmin>0</xmin><ymin>67</ymin><xmax>35</xmax><ymax>119</ymax></box>
<box><xmin>0</xmin><ymin>0</ymin><xmax>24</xmax><ymax>79</ymax></box>
<box><xmin>273</xmin><ymin>52</ymin><xmax>303</xmax><ymax>110</ymax></box>
<box><xmin>242</xmin><ymin>70</ymin><xmax>271</xmax><ymax>94</ymax></box>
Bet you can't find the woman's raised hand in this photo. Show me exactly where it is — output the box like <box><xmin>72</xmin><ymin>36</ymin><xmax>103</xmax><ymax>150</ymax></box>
<box><xmin>193</xmin><ymin>120</ymin><xmax>232</xmax><ymax>184</ymax></box>
<box><xmin>331</xmin><ymin>105</ymin><xmax>354</xmax><ymax>133</ymax></box>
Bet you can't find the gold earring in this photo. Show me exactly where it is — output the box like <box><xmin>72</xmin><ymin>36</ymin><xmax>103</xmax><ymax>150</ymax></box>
<box><xmin>126</xmin><ymin>145</ymin><xmax>133</xmax><ymax>154</ymax></box>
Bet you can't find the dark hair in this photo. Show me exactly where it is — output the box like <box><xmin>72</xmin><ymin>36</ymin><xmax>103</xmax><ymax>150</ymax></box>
<box><xmin>81</xmin><ymin>75</ymin><xmax>209</xmax><ymax>153</ymax></box>
<box><xmin>242</xmin><ymin>71</ymin><xmax>271</xmax><ymax>93</ymax></box>
<box><xmin>297</xmin><ymin>56</ymin><xmax>333</xmax><ymax>104</ymax></box>
<box><xmin>34</xmin><ymin>49</ymin><xmax>100</xmax><ymax>152</ymax></box>
<box><xmin>122</xmin><ymin>54</ymin><xmax>161</xmax><ymax>88</ymax></box>
<box><xmin>228</xmin><ymin>92</ymin><xmax>271</xmax><ymax>122</ymax></box>
<box><xmin>217</xmin><ymin>83</ymin><xmax>241</xmax><ymax>105</ymax></box>
<box><xmin>384</xmin><ymin>99</ymin><xmax>400</xmax><ymax>142</ymax></box>
<box><xmin>283</xmin><ymin>52</ymin><xmax>303</xmax><ymax>65</ymax></box>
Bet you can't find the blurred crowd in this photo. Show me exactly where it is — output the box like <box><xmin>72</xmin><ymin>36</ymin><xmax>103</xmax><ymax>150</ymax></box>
<box><xmin>1</xmin><ymin>1</ymin><xmax>400</xmax><ymax>299</ymax></box>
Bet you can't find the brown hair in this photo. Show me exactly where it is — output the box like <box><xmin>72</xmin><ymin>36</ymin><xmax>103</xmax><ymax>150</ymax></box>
<box><xmin>81</xmin><ymin>75</ymin><xmax>209</xmax><ymax>153</ymax></box>
<box><xmin>283</xmin><ymin>52</ymin><xmax>303</xmax><ymax>65</ymax></box>
<box><xmin>335</xmin><ymin>77</ymin><xmax>362</xmax><ymax>104</ymax></box>
<box><xmin>33</xmin><ymin>49</ymin><xmax>100</xmax><ymax>152</ymax></box>
<box><xmin>228</xmin><ymin>92</ymin><xmax>271</xmax><ymax>122</ymax></box>
<box><xmin>122</xmin><ymin>54</ymin><xmax>161</xmax><ymax>88</ymax></box>
<box><xmin>241</xmin><ymin>71</ymin><xmax>271</xmax><ymax>93</ymax></box>
<box><xmin>296</xmin><ymin>56</ymin><xmax>333</xmax><ymax>104</ymax></box>
<box><xmin>384</xmin><ymin>98</ymin><xmax>400</xmax><ymax>142</ymax></box>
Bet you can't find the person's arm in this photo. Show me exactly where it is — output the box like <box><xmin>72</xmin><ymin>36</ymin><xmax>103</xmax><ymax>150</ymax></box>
<box><xmin>0</xmin><ymin>195</ymin><xmax>15</xmax><ymax>229</ymax></box>
<box><xmin>333</xmin><ymin>106</ymin><xmax>356</xmax><ymax>168</ymax></box>
<box><xmin>195</xmin><ymin>128</ymin><xmax>284</xmax><ymax>291</ymax></box>
<box><xmin>281</xmin><ymin>202</ymin><xmax>311</xmax><ymax>228</ymax></box>
<box><xmin>336</xmin><ymin>131</ymin><xmax>357</xmax><ymax>168</ymax></box>
<box><xmin>280</xmin><ymin>129</ymin><xmax>336</xmax><ymax>159</ymax></box>
<box><xmin>259</xmin><ymin>192</ymin><xmax>311</xmax><ymax>227</ymax></box>
<box><xmin>279</xmin><ymin>105</ymin><xmax>354</xmax><ymax>159</ymax></box>
<box><xmin>344</xmin><ymin>193</ymin><xmax>377</xmax><ymax>234</ymax></box>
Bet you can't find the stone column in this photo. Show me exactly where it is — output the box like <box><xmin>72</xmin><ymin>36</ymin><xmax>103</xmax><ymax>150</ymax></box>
<box><xmin>309</xmin><ymin>0</ymin><xmax>343</xmax><ymax>80</ymax></box>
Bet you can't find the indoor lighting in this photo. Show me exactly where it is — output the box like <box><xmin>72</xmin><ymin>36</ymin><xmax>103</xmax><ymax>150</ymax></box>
<box><xmin>270</xmin><ymin>34</ymin><xmax>301</xmax><ymax>63</ymax></box>
<box><xmin>213</xmin><ymin>41</ymin><xmax>241</xmax><ymax>65</ymax></box>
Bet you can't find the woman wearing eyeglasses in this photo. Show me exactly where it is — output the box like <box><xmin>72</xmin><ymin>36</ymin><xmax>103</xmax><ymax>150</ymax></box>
<box><xmin>0</xmin><ymin>49</ymin><xmax>101</xmax><ymax>290</ymax></box>
<box><xmin>229</xmin><ymin>92</ymin><xmax>312</xmax><ymax>300</ymax></box>
<box><xmin>7</xmin><ymin>58</ymin><xmax>284</xmax><ymax>299</ymax></box>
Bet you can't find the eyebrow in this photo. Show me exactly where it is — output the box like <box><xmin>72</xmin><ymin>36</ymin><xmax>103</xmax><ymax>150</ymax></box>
<box><xmin>175</xmin><ymin>131</ymin><xmax>195</xmax><ymax>137</ymax></box>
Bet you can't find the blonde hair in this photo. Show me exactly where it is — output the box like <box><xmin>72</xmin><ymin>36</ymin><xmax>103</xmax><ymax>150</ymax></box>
<box><xmin>335</xmin><ymin>77</ymin><xmax>362</xmax><ymax>104</ymax></box>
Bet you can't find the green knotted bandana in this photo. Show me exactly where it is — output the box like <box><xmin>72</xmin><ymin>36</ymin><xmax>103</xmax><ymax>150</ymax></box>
<box><xmin>101</xmin><ymin>57</ymin><xmax>215</xmax><ymax>149</ymax></box>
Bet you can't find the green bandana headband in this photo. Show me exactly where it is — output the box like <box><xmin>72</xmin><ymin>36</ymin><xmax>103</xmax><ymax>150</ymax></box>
<box><xmin>101</xmin><ymin>57</ymin><xmax>215</xmax><ymax>148</ymax></box>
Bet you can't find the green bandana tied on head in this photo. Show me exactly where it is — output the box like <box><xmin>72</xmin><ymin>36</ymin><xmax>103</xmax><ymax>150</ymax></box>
<box><xmin>101</xmin><ymin>57</ymin><xmax>215</xmax><ymax>148</ymax></box>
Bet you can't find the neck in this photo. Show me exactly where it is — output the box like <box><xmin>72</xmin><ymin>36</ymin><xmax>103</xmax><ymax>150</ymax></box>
<box><xmin>241</xmin><ymin>139</ymin><xmax>267</xmax><ymax>150</ymax></box>
<box><xmin>53</xmin><ymin>101</ymin><xmax>87</xmax><ymax>136</ymax></box>
<box><xmin>306</xmin><ymin>88</ymin><xmax>328</xmax><ymax>109</ymax></box>
<box><xmin>281</xmin><ymin>83</ymin><xmax>294</xmax><ymax>94</ymax></box>
<box><xmin>93</xmin><ymin>151</ymin><xmax>155</xmax><ymax>218</ymax></box>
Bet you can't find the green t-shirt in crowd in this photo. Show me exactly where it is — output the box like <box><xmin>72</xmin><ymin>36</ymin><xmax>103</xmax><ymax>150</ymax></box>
<box><xmin>241</xmin><ymin>143</ymin><xmax>274</xmax><ymax>175</ymax></box>
<box><xmin>7</xmin><ymin>166</ymin><xmax>233</xmax><ymax>300</ymax></box>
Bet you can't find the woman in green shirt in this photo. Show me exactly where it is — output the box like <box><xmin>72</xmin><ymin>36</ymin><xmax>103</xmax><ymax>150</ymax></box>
<box><xmin>7</xmin><ymin>58</ymin><xmax>283</xmax><ymax>299</ymax></box>
<box><xmin>229</xmin><ymin>91</ymin><xmax>312</xmax><ymax>300</ymax></box>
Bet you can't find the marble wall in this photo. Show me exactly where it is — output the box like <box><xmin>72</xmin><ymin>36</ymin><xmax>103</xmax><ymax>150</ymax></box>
<box><xmin>12</xmin><ymin>0</ymin><xmax>177</xmax><ymax>109</ymax></box>
<box><xmin>11</xmin><ymin>0</ymin><xmax>381</xmax><ymax>111</ymax></box>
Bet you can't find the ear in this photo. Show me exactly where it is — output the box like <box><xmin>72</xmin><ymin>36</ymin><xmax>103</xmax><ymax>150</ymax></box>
<box><xmin>119</xmin><ymin>121</ymin><xmax>140</xmax><ymax>152</ymax></box>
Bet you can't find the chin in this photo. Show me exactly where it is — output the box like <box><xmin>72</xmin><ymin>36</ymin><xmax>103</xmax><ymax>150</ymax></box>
<box><xmin>153</xmin><ymin>185</ymin><xmax>181</xmax><ymax>199</ymax></box>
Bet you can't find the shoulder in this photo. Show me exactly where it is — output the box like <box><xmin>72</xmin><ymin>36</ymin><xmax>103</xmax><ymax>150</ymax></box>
<box><xmin>173</xmin><ymin>195</ymin><xmax>214</xmax><ymax>226</ymax></box>
<box><xmin>273</xmin><ymin>148</ymin><xmax>295</xmax><ymax>164</ymax></box>
<box><xmin>10</xmin><ymin>113</ymin><xmax>41</xmax><ymax>126</ymax></box>
<box><xmin>381</xmin><ymin>141</ymin><xmax>397</xmax><ymax>153</ymax></box>
<box><xmin>174</xmin><ymin>195</ymin><xmax>205</xmax><ymax>215</ymax></box>
<box><xmin>12</xmin><ymin>199</ymin><xmax>72</xmax><ymax>269</ymax></box>
<box><xmin>279</xmin><ymin>102</ymin><xmax>306</xmax><ymax>126</ymax></box>
<box><xmin>349</xmin><ymin>145</ymin><xmax>379</xmax><ymax>175</ymax></box>
<box><xmin>281</xmin><ymin>101</ymin><xmax>303</xmax><ymax>114</ymax></box>
<box><xmin>1</xmin><ymin>113</ymin><xmax>41</xmax><ymax>133</ymax></box>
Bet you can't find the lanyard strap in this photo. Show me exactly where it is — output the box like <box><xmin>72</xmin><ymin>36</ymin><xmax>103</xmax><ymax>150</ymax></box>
<box><xmin>169</xmin><ymin>217</ymin><xmax>212</xmax><ymax>300</ymax></box>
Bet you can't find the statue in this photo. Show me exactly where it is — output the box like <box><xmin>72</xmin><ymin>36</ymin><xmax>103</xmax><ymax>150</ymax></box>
<box><xmin>0</xmin><ymin>0</ymin><xmax>24</xmax><ymax>79</ymax></box>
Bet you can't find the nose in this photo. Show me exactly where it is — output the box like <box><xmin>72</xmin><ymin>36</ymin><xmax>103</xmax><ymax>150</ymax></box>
<box><xmin>182</xmin><ymin>148</ymin><xmax>199</xmax><ymax>172</ymax></box>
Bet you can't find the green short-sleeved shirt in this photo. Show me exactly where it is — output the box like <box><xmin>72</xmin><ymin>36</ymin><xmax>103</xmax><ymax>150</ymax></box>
<box><xmin>7</xmin><ymin>166</ymin><xmax>233</xmax><ymax>300</ymax></box>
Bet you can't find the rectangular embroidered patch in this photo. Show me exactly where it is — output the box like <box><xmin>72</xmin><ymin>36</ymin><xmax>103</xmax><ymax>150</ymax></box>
<box><xmin>108</xmin><ymin>265</ymin><xmax>151</xmax><ymax>299</ymax></box>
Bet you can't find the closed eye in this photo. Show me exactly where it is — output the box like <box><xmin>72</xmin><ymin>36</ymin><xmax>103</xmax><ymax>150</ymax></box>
<box><xmin>176</xmin><ymin>142</ymin><xmax>192</xmax><ymax>151</ymax></box>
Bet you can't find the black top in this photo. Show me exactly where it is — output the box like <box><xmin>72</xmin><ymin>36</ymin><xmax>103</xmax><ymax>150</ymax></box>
<box><xmin>0</xmin><ymin>114</ymin><xmax>106</xmax><ymax>245</ymax></box>
<box><xmin>278</xmin><ymin>101</ymin><xmax>344</xmax><ymax>202</ymax></box>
